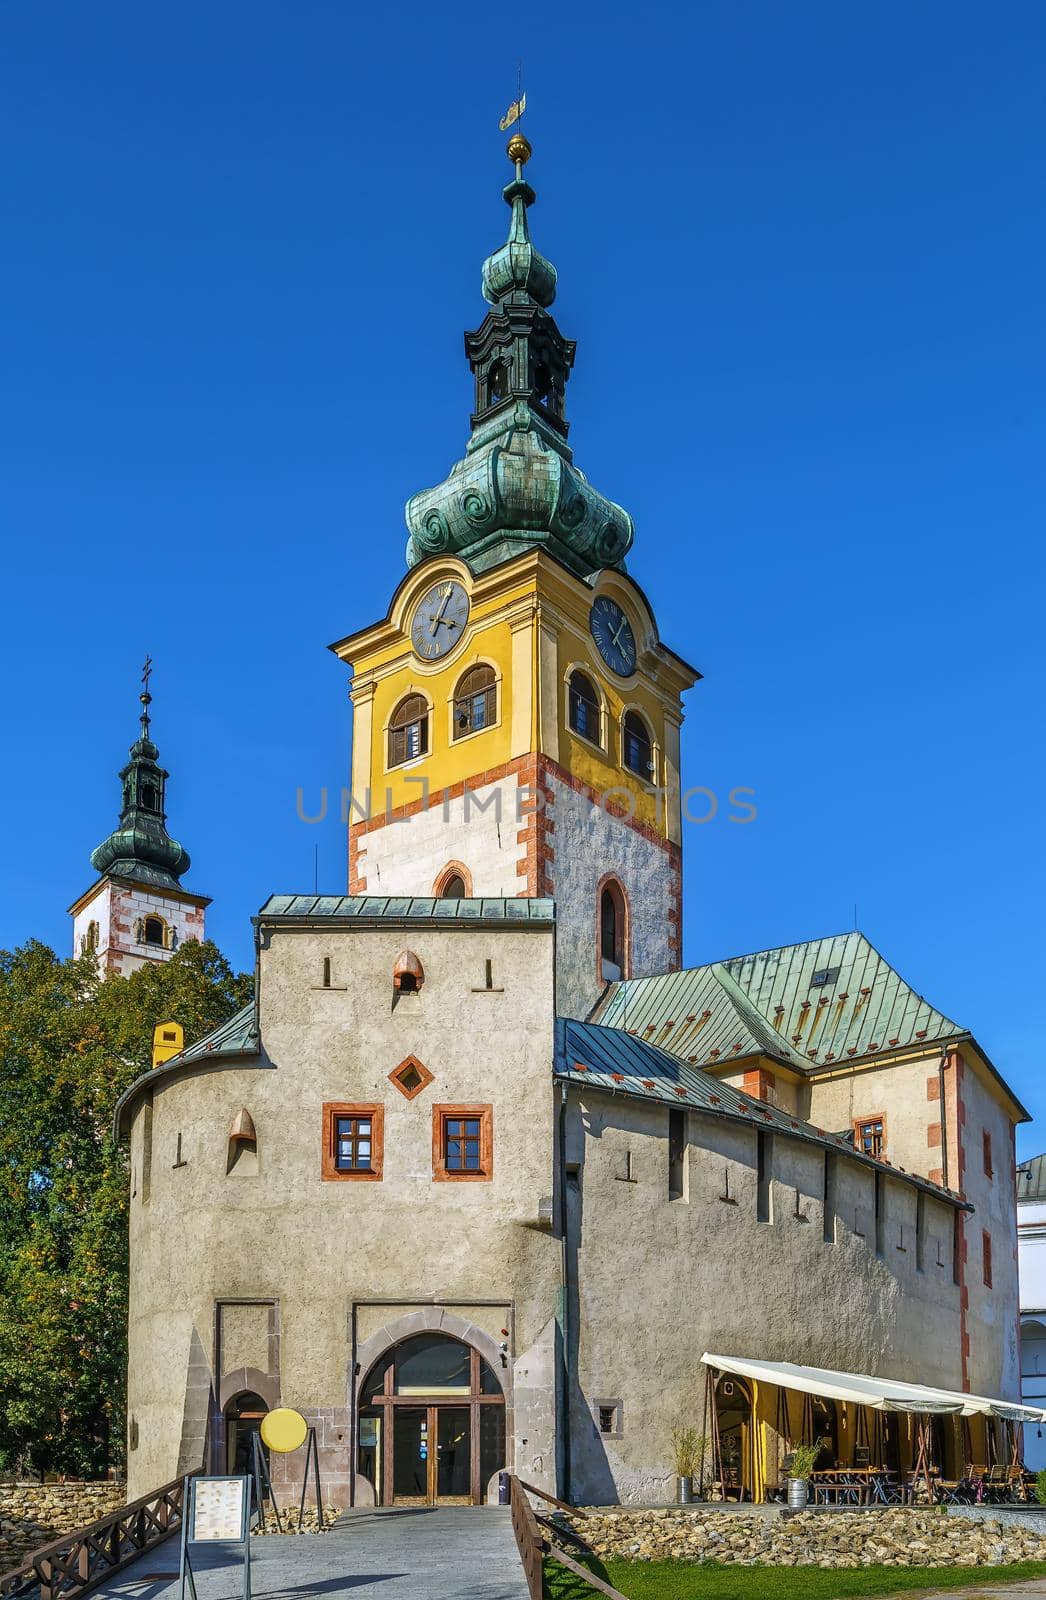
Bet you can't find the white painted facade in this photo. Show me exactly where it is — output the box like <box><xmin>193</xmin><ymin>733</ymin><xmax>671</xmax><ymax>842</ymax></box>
<box><xmin>70</xmin><ymin>876</ymin><xmax>207</xmax><ymax>978</ymax></box>
<box><xmin>1018</xmin><ymin>1175</ymin><xmax>1046</xmax><ymax>1469</ymax></box>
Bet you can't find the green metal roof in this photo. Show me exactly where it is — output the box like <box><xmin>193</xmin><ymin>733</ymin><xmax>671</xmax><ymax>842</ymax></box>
<box><xmin>256</xmin><ymin>894</ymin><xmax>554</xmax><ymax>924</ymax></box>
<box><xmin>592</xmin><ymin>931</ymin><xmax>970</xmax><ymax>1074</ymax></box>
<box><xmin>556</xmin><ymin>1019</ymin><xmax>967</xmax><ymax>1210</ymax></box>
<box><xmin>112</xmin><ymin>1001</ymin><xmax>260</xmax><ymax>1137</ymax></box>
<box><xmin>1018</xmin><ymin>1155</ymin><xmax>1046</xmax><ymax>1203</ymax></box>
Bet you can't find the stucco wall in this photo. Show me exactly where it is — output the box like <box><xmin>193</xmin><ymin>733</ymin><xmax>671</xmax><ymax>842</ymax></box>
<box><xmin>125</xmin><ymin>919</ymin><xmax>561</xmax><ymax>1504</ymax></box>
<box><xmin>563</xmin><ymin>1089</ymin><xmax>963</xmax><ymax>1505</ymax></box>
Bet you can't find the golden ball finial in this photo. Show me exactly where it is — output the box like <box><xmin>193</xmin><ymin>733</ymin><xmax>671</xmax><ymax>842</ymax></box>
<box><xmin>507</xmin><ymin>132</ymin><xmax>532</xmax><ymax>167</ymax></box>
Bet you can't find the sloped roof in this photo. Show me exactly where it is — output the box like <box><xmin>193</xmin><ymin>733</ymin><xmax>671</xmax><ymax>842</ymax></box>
<box><xmin>1018</xmin><ymin>1155</ymin><xmax>1046</xmax><ymax>1204</ymax></box>
<box><xmin>555</xmin><ymin>1018</ymin><xmax>966</xmax><ymax>1209</ymax></box>
<box><xmin>592</xmin><ymin>931</ymin><xmax>968</xmax><ymax>1073</ymax></box>
<box><xmin>257</xmin><ymin>894</ymin><xmax>554</xmax><ymax>924</ymax></box>
<box><xmin>113</xmin><ymin>1002</ymin><xmax>260</xmax><ymax>1137</ymax></box>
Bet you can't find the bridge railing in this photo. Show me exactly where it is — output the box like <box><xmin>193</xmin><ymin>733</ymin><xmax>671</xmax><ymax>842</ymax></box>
<box><xmin>0</xmin><ymin>1474</ymin><xmax>189</xmax><ymax>1600</ymax></box>
<box><xmin>508</xmin><ymin>1475</ymin><xmax>628</xmax><ymax>1600</ymax></box>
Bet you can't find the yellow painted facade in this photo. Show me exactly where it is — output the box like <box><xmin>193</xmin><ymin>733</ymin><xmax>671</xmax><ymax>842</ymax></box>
<box><xmin>330</xmin><ymin>549</ymin><xmax>698</xmax><ymax>837</ymax></box>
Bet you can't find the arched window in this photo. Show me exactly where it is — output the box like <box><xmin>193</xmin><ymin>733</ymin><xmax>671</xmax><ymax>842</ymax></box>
<box><xmin>568</xmin><ymin>670</ymin><xmax>601</xmax><ymax>746</ymax></box>
<box><xmin>453</xmin><ymin>665</ymin><xmax>496</xmax><ymax>738</ymax></box>
<box><xmin>140</xmin><ymin>781</ymin><xmax>158</xmax><ymax>812</ymax></box>
<box><xmin>82</xmin><ymin>920</ymin><xmax>99</xmax><ymax>955</ymax></box>
<box><xmin>434</xmin><ymin>862</ymin><xmax>472</xmax><ymax>898</ymax></box>
<box><xmin>486</xmin><ymin>358</ymin><xmax>510</xmax><ymax>408</ymax></box>
<box><xmin>622</xmin><ymin>710</ymin><xmax>653</xmax><ymax>777</ymax></box>
<box><xmin>389</xmin><ymin>694</ymin><xmax>429</xmax><ymax>768</ymax></box>
<box><xmin>143</xmin><ymin>916</ymin><xmax>165</xmax><ymax>947</ymax></box>
<box><xmin>599</xmin><ymin>880</ymin><xmax>627</xmax><ymax>981</ymax></box>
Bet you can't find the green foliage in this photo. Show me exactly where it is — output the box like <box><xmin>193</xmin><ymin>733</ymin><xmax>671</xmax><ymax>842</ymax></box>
<box><xmin>669</xmin><ymin>1427</ymin><xmax>707</xmax><ymax>1481</ymax></box>
<box><xmin>544</xmin><ymin>1556</ymin><xmax>1046</xmax><ymax>1600</ymax></box>
<box><xmin>0</xmin><ymin>938</ymin><xmax>251</xmax><ymax>1477</ymax></box>
<box><xmin>1035</xmin><ymin>1467</ymin><xmax>1046</xmax><ymax>1506</ymax></box>
<box><xmin>787</xmin><ymin>1443</ymin><xmax>822</xmax><ymax>1480</ymax></box>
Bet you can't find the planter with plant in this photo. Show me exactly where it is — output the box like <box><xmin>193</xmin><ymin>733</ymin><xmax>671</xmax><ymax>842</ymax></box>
<box><xmin>671</xmin><ymin>1426</ymin><xmax>708</xmax><ymax>1504</ymax></box>
<box><xmin>785</xmin><ymin>1443</ymin><xmax>821</xmax><ymax>1509</ymax></box>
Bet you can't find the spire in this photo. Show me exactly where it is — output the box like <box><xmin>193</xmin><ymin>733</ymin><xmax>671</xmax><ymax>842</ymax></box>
<box><xmin>404</xmin><ymin>136</ymin><xmax>634</xmax><ymax>581</ymax></box>
<box><xmin>90</xmin><ymin>662</ymin><xmax>192</xmax><ymax>891</ymax></box>
<box><xmin>481</xmin><ymin>135</ymin><xmax>557</xmax><ymax>310</ymax></box>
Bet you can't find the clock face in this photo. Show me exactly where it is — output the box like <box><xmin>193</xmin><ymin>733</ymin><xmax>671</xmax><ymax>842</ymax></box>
<box><xmin>411</xmin><ymin>580</ymin><xmax>469</xmax><ymax>661</ymax></box>
<box><xmin>589</xmin><ymin>597</ymin><xmax>637</xmax><ymax>677</ymax></box>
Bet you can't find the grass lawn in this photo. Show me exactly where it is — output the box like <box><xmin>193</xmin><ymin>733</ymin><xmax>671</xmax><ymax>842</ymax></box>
<box><xmin>543</xmin><ymin>1554</ymin><xmax>1046</xmax><ymax>1599</ymax></box>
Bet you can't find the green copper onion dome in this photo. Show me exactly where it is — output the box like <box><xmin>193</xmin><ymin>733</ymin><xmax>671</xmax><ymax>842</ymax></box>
<box><xmin>90</xmin><ymin>679</ymin><xmax>192</xmax><ymax>892</ymax></box>
<box><xmin>404</xmin><ymin>135</ymin><xmax>634</xmax><ymax>581</ymax></box>
<box><xmin>481</xmin><ymin>135</ymin><xmax>557</xmax><ymax>309</ymax></box>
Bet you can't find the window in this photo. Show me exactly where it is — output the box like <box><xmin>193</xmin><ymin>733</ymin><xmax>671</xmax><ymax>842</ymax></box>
<box><xmin>433</xmin><ymin>862</ymin><xmax>472</xmax><ymax>897</ymax></box>
<box><xmin>568</xmin><ymin>670</ymin><xmax>601</xmax><ymax>745</ymax></box>
<box><xmin>322</xmin><ymin>957</ymin><xmax>332</xmax><ymax>989</ymax></box>
<box><xmin>389</xmin><ymin>1054</ymin><xmax>434</xmax><ymax>1101</ymax></box>
<box><xmin>622</xmin><ymin>711</ymin><xmax>653</xmax><ymax>777</ymax></box>
<box><xmin>143</xmin><ymin>916</ymin><xmax>165</xmax><ymax>947</ymax></box>
<box><xmin>854</xmin><ymin>1115</ymin><xmax>885</xmax><ymax>1159</ymax></box>
<box><xmin>388</xmin><ymin>694</ymin><xmax>429</xmax><ymax>768</ymax></box>
<box><xmin>140</xmin><ymin>782</ymin><xmax>158</xmax><ymax>812</ymax></box>
<box><xmin>874</xmin><ymin>1172</ymin><xmax>886</xmax><ymax>1257</ymax></box>
<box><xmin>82</xmin><ymin>920</ymin><xmax>99</xmax><ymax>955</ymax></box>
<box><xmin>433</xmin><ymin>1104</ymin><xmax>493</xmax><ymax>1182</ymax></box>
<box><xmin>599</xmin><ymin>880</ymin><xmax>627</xmax><ymax>980</ymax></box>
<box><xmin>811</xmin><ymin>966</ymin><xmax>841</xmax><ymax>988</ymax></box>
<box><xmin>756</xmin><ymin>1131</ymin><xmax>772</xmax><ymax>1223</ymax></box>
<box><xmin>595</xmin><ymin>1401</ymin><xmax>621</xmax><ymax>1437</ymax></box>
<box><xmin>322</xmin><ymin>1103</ymin><xmax>384</xmax><ymax>1181</ymax></box>
<box><xmin>453</xmin><ymin>665</ymin><xmax>496</xmax><ymax>738</ymax></box>
<box><xmin>982</xmin><ymin>1229</ymin><xmax>992</xmax><ymax>1288</ymax></box>
<box><xmin>485</xmin><ymin>357</ymin><xmax>510</xmax><ymax>408</ymax></box>
<box><xmin>668</xmin><ymin>1108</ymin><xmax>686</xmax><ymax>1201</ymax></box>
<box><xmin>983</xmin><ymin>1130</ymin><xmax>993</xmax><ymax>1179</ymax></box>
<box><xmin>823</xmin><ymin>1151</ymin><xmax>837</xmax><ymax>1244</ymax></box>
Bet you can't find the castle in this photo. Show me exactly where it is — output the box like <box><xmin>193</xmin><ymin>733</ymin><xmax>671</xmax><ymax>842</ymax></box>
<box><xmin>104</xmin><ymin>136</ymin><xmax>1028</xmax><ymax>1508</ymax></box>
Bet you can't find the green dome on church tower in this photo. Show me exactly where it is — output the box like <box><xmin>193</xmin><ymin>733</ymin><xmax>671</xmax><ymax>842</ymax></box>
<box><xmin>404</xmin><ymin>136</ymin><xmax>634</xmax><ymax>581</ymax></box>
<box><xmin>90</xmin><ymin>677</ymin><xmax>192</xmax><ymax>892</ymax></box>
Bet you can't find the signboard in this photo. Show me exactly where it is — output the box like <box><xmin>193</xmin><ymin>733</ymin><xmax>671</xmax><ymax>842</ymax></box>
<box><xmin>191</xmin><ymin>1477</ymin><xmax>249</xmax><ymax>1542</ymax></box>
<box><xmin>179</xmin><ymin>1475</ymin><xmax>252</xmax><ymax>1600</ymax></box>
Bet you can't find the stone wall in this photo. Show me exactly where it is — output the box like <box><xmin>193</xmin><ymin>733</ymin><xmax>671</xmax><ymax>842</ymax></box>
<box><xmin>0</xmin><ymin>1482</ymin><xmax>125</xmax><ymax>1571</ymax></box>
<box><xmin>558</xmin><ymin>1506</ymin><xmax>1046</xmax><ymax>1568</ymax></box>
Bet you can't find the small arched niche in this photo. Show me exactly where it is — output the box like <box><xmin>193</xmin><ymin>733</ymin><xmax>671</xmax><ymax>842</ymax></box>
<box><xmin>227</xmin><ymin>1107</ymin><xmax>259</xmax><ymax>1177</ymax></box>
<box><xmin>393</xmin><ymin>950</ymin><xmax>424</xmax><ymax>995</ymax></box>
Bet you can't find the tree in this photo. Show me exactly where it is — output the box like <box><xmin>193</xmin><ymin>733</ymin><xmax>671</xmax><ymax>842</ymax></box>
<box><xmin>0</xmin><ymin>939</ymin><xmax>251</xmax><ymax>1477</ymax></box>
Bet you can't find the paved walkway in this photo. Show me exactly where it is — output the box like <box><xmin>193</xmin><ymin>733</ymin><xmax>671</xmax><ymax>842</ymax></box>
<box><xmin>89</xmin><ymin>1507</ymin><xmax>530</xmax><ymax>1600</ymax></box>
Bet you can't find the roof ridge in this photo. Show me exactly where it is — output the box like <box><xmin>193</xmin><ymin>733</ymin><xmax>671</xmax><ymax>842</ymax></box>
<box><xmin>709</xmin><ymin>962</ymin><xmax>798</xmax><ymax>1066</ymax></box>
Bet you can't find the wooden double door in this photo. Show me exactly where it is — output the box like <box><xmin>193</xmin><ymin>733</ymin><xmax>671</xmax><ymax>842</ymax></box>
<box><xmin>391</xmin><ymin>1405</ymin><xmax>471</xmax><ymax>1505</ymax></box>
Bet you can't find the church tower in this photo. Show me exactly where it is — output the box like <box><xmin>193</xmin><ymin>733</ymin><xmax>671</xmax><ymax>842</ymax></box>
<box><xmin>69</xmin><ymin>667</ymin><xmax>210</xmax><ymax>976</ymax></box>
<box><xmin>331</xmin><ymin>136</ymin><xmax>698</xmax><ymax>1017</ymax></box>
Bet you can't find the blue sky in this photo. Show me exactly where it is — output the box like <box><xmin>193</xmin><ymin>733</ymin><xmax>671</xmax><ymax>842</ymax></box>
<box><xmin>2</xmin><ymin>2</ymin><xmax>1044</xmax><ymax>1150</ymax></box>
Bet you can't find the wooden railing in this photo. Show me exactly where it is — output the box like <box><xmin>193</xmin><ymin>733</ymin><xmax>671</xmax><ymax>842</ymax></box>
<box><xmin>0</xmin><ymin>1475</ymin><xmax>188</xmax><ymax>1600</ymax></box>
<box><xmin>508</xmin><ymin>1474</ymin><xmax>545</xmax><ymax>1600</ymax></box>
<box><xmin>508</xmin><ymin>1476</ymin><xmax>628</xmax><ymax>1600</ymax></box>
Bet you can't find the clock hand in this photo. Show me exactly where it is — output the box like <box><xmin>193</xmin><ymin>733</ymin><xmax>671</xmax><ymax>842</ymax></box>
<box><xmin>610</xmin><ymin>620</ymin><xmax>627</xmax><ymax>650</ymax></box>
<box><xmin>430</xmin><ymin>590</ymin><xmax>452</xmax><ymax>637</ymax></box>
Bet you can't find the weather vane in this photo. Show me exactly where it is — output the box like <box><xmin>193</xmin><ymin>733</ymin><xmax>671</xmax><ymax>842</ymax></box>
<box><xmin>499</xmin><ymin>63</ymin><xmax>526</xmax><ymax>135</ymax></box>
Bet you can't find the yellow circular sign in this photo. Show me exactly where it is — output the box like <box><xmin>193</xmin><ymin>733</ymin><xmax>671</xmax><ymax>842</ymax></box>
<box><xmin>259</xmin><ymin>1407</ymin><xmax>308</xmax><ymax>1454</ymax></box>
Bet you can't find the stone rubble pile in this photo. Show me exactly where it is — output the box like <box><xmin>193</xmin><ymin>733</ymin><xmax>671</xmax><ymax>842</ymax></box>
<box><xmin>0</xmin><ymin>1482</ymin><xmax>125</xmax><ymax>1571</ymax></box>
<box><xmin>251</xmin><ymin>1506</ymin><xmax>340</xmax><ymax>1536</ymax></box>
<box><xmin>558</xmin><ymin>1507</ymin><xmax>1046</xmax><ymax>1568</ymax></box>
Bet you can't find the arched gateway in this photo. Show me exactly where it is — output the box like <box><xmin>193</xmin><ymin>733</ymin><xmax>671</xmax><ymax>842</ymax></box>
<box><xmin>357</xmin><ymin>1333</ymin><xmax>506</xmax><ymax>1506</ymax></box>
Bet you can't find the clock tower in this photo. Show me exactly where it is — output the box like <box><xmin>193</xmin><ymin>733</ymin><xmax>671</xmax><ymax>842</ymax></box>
<box><xmin>331</xmin><ymin>136</ymin><xmax>698</xmax><ymax>1017</ymax></box>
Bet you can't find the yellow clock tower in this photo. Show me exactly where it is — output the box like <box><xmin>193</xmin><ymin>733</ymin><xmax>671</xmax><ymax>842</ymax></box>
<box><xmin>331</xmin><ymin>137</ymin><xmax>698</xmax><ymax>1017</ymax></box>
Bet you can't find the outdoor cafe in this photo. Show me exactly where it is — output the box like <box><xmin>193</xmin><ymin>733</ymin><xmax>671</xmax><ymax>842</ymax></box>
<box><xmin>699</xmin><ymin>1353</ymin><xmax>1046</xmax><ymax>1506</ymax></box>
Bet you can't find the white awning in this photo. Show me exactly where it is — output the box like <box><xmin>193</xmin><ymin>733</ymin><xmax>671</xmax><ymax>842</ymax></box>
<box><xmin>701</xmin><ymin>1353</ymin><xmax>1044</xmax><ymax>1422</ymax></box>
